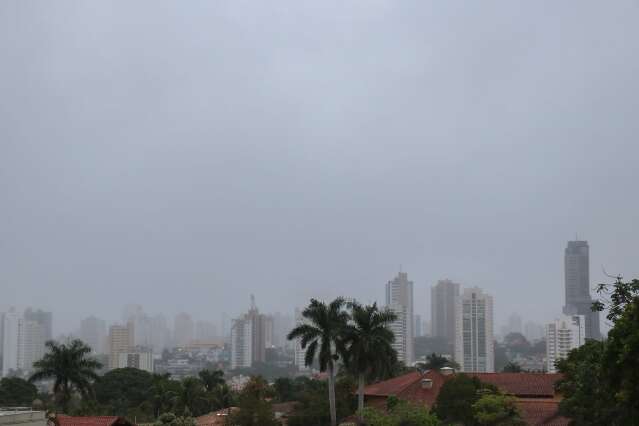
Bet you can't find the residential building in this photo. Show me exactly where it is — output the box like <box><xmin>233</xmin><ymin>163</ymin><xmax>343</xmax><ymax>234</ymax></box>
<box><xmin>431</xmin><ymin>279</ymin><xmax>460</xmax><ymax>346</ymax></box>
<box><xmin>414</xmin><ymin>314</ymin><xmax>422</xmax><ymax>337</ymax></box>
<box><xmin>2</xmin><ymin>309</ymin><xmax>22</xmax><ymax>376</ymax></box>
<box><xmin>386</xmin><ymin>272</ymin><xmax>414</xmax><ymax>365</ymax></box>
<box><xmin>230</xmin><ymin>296</ymin><xmax>269</xmax><ymax>369</ymax></box>
<box><xmin>546</xmin><ymin>315</ymin><xmax>586</xmax><ymax>373</ymax></box>
<box><xmin>174</xmin><ymin>313</ymin><xmax>194</xmax><ymax>347</ymax></box>
<box><xmin>23</xmin><ymin>308</ymin><xmax>53</xmax><ymax>342</ymax></box>
<box><xmin>507</xmin><ymin>313</ymin><xmax>522</xmax><ymax>335</ymax></box>
<box><xmin>455</xmin><ymin>287</ymin><xmax>494</xmax><ymax>372</ymax></box>
<box><xmin>362</xmin><ymin>370</ymin><xmax>568</xmax><ymax>426</ymax></box>
<box><xmin>563</xmin><ymin>240</ymin><xmax>601</xmax><ymax>339</ymax></box>
<box><xmin>80</xmin><ymin>316</ymin><xmax>107</xmax><ymax>354</ymax></box>
<box><xmin>108</xmin><ymin>322</ymin><xmax>134</xmax><ymax>370</ymax></box>
<box><xmin>196</xmin><ymin>320</ymin><xmax>218</xmax><ymax>341</ymax></box>
<box><xmin>20</xmin><ymin>320</ymin><xmax>46</xmax><ymax>373</ymax></box>
<box><xmin>150</xmin><ymin>314</ymin><xmax>170</xmax><ymax>354</ymax></box>
<box><xmin>116</xmin><ymin>349</ymin><xmax>154</xmax><ymax>373</ymax></box>
<box><xmin>524</xmin><ymin>321</ymin><xmax>545</xmax><ymax>342</ymax></box>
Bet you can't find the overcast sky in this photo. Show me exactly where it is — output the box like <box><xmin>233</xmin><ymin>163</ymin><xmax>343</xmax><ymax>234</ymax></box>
<box><xmin>1</xmin><ymin>1</ymin><xmax>638</xmax><ymax>335</ymax></box>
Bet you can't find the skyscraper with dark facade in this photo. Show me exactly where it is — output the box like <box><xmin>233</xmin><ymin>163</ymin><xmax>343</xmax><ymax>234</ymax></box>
<box><xmin>563</xmin><ymin>240</ymin><xmax>601</xmax><ymax>340</ymax></box>
<box><xmin>431</xmin><ymin>279</ymin><xmax>460</xmax><ymax>347</ymax></box>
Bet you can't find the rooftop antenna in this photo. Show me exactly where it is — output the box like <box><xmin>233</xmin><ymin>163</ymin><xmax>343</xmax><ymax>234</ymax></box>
<box><xmin>250</xmin><ymin>294</ymin><xmax>256</xmax><ymax>310</ymax></box>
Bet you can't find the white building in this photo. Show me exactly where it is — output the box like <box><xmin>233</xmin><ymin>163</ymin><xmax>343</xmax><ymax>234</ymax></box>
<box><xmin>230</xmin><ymin>316</ymin><xmax>253</xmax><ymax>369</ymax></box>
<box><xmin>116</xmin><ymin>350</ymin><xmax>154</xmax><ymax>373</ymax></box>
<box><xmin>386</xmin><ymin>271</ymin><xmax>414</xmax><ymax>365</ymax></box>
<box><xmin>546</xmin><ymin>315</ymin><xmax>585</xmax><ymax>373</ymax></box>
<box><xmin>21</xmin><ymin>320</ymin><xmax>46</xmax><ymax>373</ymax></box>
<box><xmin>455</xmin><ymin>287</ymin><xmax>494</xmax><ymax>372</ymax></box>
<box><xmin>80</xmin><ymin>316</ymin><xmax>107</xmax><ymax>354</ymax></box>
<box><xmin>2</xmin><ymin>309</ymin><xmax>23</xmax><ymax>377</ymax></box>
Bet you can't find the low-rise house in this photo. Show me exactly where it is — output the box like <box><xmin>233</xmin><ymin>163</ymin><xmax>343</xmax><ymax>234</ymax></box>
<box><xmin>55</xmin><ymin>416</ymin><xmax>135</xmax><ymax>426</ymax></box>
<box><xmin>362</xmin><ymin>370</ymin><xmax>568</xmax><ymax>426</ymax></box>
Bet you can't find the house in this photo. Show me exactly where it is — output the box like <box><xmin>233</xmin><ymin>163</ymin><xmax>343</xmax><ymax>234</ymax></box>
<box><xmin>55</xmin><ymin>416</ymin><xmax>135</xmax><ymax>426</ymax></box>
<box><xmin>362</xmin><ymin>370</ymin><xmax>569</xmax><ymax>426</ymax></box>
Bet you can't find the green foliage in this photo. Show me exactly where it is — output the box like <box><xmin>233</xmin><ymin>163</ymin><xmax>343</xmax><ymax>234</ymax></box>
<box><xmin>287</xmin><ymin>377</ymin><xmax>356</xmax><ymax>426</ymax></box>
<box><xmin>228</xmin><ymin>376</ymin><xmax>279</xmax><ymax>426</ymax></box>
<box><xmin>501</xmin><ymin>362</ymin><xmax>522</xmax><ymax>373</ymax></box>
<box><xmin>434</xmin><ymin>374</ymin><xmax>497</xmax><ymax>425</ymax></box>
<box><xmin>0</xmin><ymin>377</ymin><xmax>38</xmax><ymax>405</ymax></box>
<box><xmin>95</xmin><ymin>368</ymin><xmax>154</xmax><ymax>416</ymax></box>
<box><xmin>361</xmin><ymin>400</ymin><xmax>440</xmax><ymax>426</ymax></box>
<box><xmin>231</xmin><ymin>361</ymin><xmax>296</xmax><ymax>381</ymax></box>
<box><xmin>173</xmin><ymin>377</ymin><xmax>209</xmax><ymax>416</ymax></box>
<box><xmin>472</xmin><ymin>394</ymin><xmax>525</xmax><ymax>426</ymax></box>
<box><xmin>417</xmin><ymin>353</ymin><xmax>458</xmax><ymax>371</ymax></box>
<box><xmin>29</xmin><ymin>339</ymin><xmax>102</xmax><ymax>413</ymax></box>
<box><xmin>556</xmin><ymin>276</ymin><xmax>639</xmax><ymax>425</ymax></box>
<box><xmin>153</xmin><ymin>412</ymin><xmax>196</xmax><ymax>426</ymax></box>
<box><xmin>198</xmin><ymin>369</ymin><xmax>225</xmax><ymax>392</ymax></box>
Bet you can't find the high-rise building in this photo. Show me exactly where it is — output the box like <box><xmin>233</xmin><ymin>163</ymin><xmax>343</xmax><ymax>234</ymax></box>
<box><xmin>151</xmin><ymin>314</ymin><xmax>170</xmax><ymax>354</ymax></box>
<box><xmin>174</xmin><ymin>313</ymin><xmax>194</xmax><ymax>347</ymax></box>
<box><xmin>414</xmin><ymin>314</ymin><xmax>422</xmax><ymax>338</ymax></box>
<box><xmin>546</xmin><ymin>315</ymin><xmax>585</xmax><ymax>373</ymax></box>
<box><xmin>195</xmin><ymin>320</ymin><xmax>218</xmax><ymax>341</ymax></box>
<box><xmin>80</xmin><ymin>316</ymin><xmax>107</xmax><ymax>354</ymax></box>
<box><xmin>2</xmin><ymin>309</ymin><xmax>23</xmax><ymax>377</ymax></box>
<box><xmin>108</xmin><ymin>322</ymin><xmax>134</xmax><ymax>370</ymax></box>
<box><xmin>524</xmin><ymin>321</ymin><xmax>545</xmax><ymax>342</ymax></box>
<box><xmin>263</xmin><ymin>315</ymin><xmax>274</xmax><ymax>349</ymax></box>
<box><xmin>563</xmin><ymin>240</ymin><xmax>601</xmax><ymax>340</ymax></box>
<box><xmin>455</xmin><ymin>287</ymin><xmax>494</xmax><ymax>372</ymax></box>
<box><xmin>431</xmin><ymin>279</ymin><xmax>460</xmax><ymax>346</ymax></box>
<box><xmin>293</xmin><ymin>308</ymin><xmax>310</xmax><ymax>371</ymax></box>
<box><xmin>386</xmin><ymin>272</ymin><xmax>414</xmax><ymax>365</ymax></box>
<box><xmin>507</xmin><ymin>313</ymin><xmax>523</xmax><ymax>335</ymax></box>
<box><xmin>116</xmin><ymin>349</ymin><xmax>154</xmax><ymax>373</ymax></box>
<box><xmin>230</xmin><ymin>296</ymin><xmax>268</xmax><ymax>369</ymax></box>
<box><xmin>24</xmin><ymin>309</ymin><xmax>52</xmax><ymax>342</ymax></box>
<box><xmin>20</xmin><ymin>320</ymin><xmax>46</xmax><ymax>373</ymax></box>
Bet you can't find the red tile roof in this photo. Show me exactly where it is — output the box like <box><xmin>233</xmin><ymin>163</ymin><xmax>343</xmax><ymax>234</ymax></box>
<box><xmin>362</xmin><ymin>371</ymin><xmax>567</xmax><ymax>425</ymax></box>
<box><xmin>196</xmin><ymin>408</ymin><xmax>238</xmax><ymax>426</ymax></box>
<box><xmin>56</xmin><ymin>416</ymin><xmax>133</xmax><ymax>426</ymax></box>
<box><xmin>468</xmin><ymin>373</ymin><xmax>562</xmax><ymax>398</ymax></box>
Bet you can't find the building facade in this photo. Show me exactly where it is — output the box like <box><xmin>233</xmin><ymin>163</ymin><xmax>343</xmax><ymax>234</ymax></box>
<box><xmin>80</xmin><ymin>316</ymin><xmax>107</xmax><ymax>354</ymax></box>
<box><xmin>431</xmin><ymin>279</ymin><xmax>460</xmax><ymax>346</ymax></box>
<box><xmin>546</xmin><ymin>315</ymin><xmax>585</xmax><ymax>373</ymax></box>
<box><xmin>455</xmin><ymin>287</ymin><xmax>494</xmax><ymax>372</ymax></box>
<box><xmin>2</xmin><ymin>309</ymin><xmax>23</xmax><ymax>377</ymax></box>
<box><xmin>563</xmin><ymin>240</ymin><xmax>601</xmax><ymax>340</ymax></box>
<box><xmin>386</xmin><ymin>272</ymin><xmax>414</xmax><ymax>365</ymax></box>
<box><xmin>174</xmin><ymin>313</ymin><xmax>194</xmax><ymax>347</ymax></box>
<box><xmin>116</xmin><ymin>350</ymin><xmax>154</xmax><ymax>372</ymax></box>
<box><xmin>293</xmin><ymin>308</ymin><xmax>309</xmax><ymax>371</ymax></box>
<box><xmin>230</xmin><ymin>297</ymin><xmax>269</xmax><ymax>369</ymax></box>
<box><xmin>108</xmin><ymin>322</ymin><xmax>134</xmax><ymax>370</ymax></box>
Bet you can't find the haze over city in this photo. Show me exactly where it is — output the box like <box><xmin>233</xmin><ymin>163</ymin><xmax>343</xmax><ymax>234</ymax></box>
<box><xmin>2</xmin><ymin>0</ymin><xmax>638</xmax><ymax>338</ymax></box>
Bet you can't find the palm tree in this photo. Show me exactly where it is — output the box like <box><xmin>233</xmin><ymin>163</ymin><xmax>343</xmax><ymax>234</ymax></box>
<box><xmin>343</xmin><ymin>302</ymin><xmax>397</xmax><ymax>423</ymax></box>
<box><xmin>29</xmin><ymin>339</ymin><xmax>102</xmax><ymax>413</ymax></box>
<box><xmin>287</xmin><ymin>298</ymin><xmax>350</xmax><ymax>426</ymax></box>
<box><xmin>198</xmin><ymin>369</ymin><xmax>225</xmax><ymax>392</ymax></box>
<box><xmin>150</xmin><ymin>374</ymin><xmax>179</xmax><ymax>417</ymax></box>
<box><xmin>175</xmin><ymin>377</ymin><xmax>208</xmax><ymax>416</ymax></box>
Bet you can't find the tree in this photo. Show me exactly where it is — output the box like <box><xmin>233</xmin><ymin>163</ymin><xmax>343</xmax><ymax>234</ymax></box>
<box><xmin>150</xmin><ymin>374</ymin><xmax>181</xmax><ymax>417</ymax></box>
<box><xmin>174</xmin><ymin>377</ymin><xmax>209</xmax><ymax>416</ymax></box>
<box><xmin>95</xmin><ymin>368</ymin><xmax>154</xmax><ymax>416</ymax></box>
<box><xmin>434</xmin><ymin>374</ymin><xmax>497</xmax><ymax>425</ymax></box>
<box><xmin>228</xmin><ymin>376</ymin><xmax>278</xmax><ymax>426</ymax></box>
<box><xmin>556</xmin><ymin>276</ymin><xmax>639</xmax><ymax>424</ymax></box>
<box><xmin>198</xmin><ymin>369</ymin><xmax>225</xmax><ymax>392</ymax></box>
<box><xmin>414</xmin><ymin>336</ymin><xmax>452</xmax><ymax>360</ymax></box>
<box><xmin>0</xmin><ymin>377</ymin><xmax>38</xmax><ymax>405</ymax></box>
<box><xmin>29</xmin><ymin>339</ymin><xmax>102</xmax><ymax>413</ymax></box>
<box><xmin>342</xmin><ymin>301</ymin><xmax>397</xmax><ymax>423</ymax></box>
<box><xmin>361</xmin><ymin>400</ymin><xmax>440</xmax><ymax>426</ymax></box>
<box><xmin>287</xmin><ymin>376</ymin><xmax>356</xmax><ymax>426</ymax></box>
<box><xmin>472</xmin><ymin>394</ymin><xmax>525</xmax><ymax>425</ymax></box>
<box><xmin>501</xmin><ymin>362</ymin><xmax>522</xmax><ymax>373</ymax></box>
<box><xmin>287</xmin><ymin>298</ymin><xmax>350</xmax><ymax>426</ymax></box>
<box><xmin>153</xmin><ymin>412</ymin><xmax>196</xmax><ymax>426</ymax></box>
<box><xmin>418</xmin><ymin>353</ymin><xmax>458</xmax><ymax>371</ymax></box>
<box><xmin>209</xmin><ymin>383</ymin><xmax>234</xmax><ymax>410</ymax></box>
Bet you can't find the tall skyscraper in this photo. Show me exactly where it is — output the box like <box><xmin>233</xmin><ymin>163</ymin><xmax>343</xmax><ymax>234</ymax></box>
<box><xmin>24</xmin><ymin>308</ymin><xmax>52</xmax><ymax>342</ymax></box>
<box><xmin>386</xmin><ymin>272</ymin><xmax>414</xmax><ymax>365</ymax></box>
<box><xmin>546</xmin><ymin>315</ymin><xmax>585</xmax><ymax>373</ymax></box>
<box><xmin>174</xmin><ymin>313</ymin><xmax>194</xmax><ymax>347</ymax></box>
<box><xmin>455</xmin><ymin>287</ymin><xmax>494</xmax><ymax>372</ymax></box>
<box><xmin>230</xmin><ymin>296</ymin><xmax>268</xmax><ymax>369</ymax></box>
<box><xmin>21</xmin><ymin>320</ymin><xmax>46</xmax><ymax>373</ymax></box>
<box><xmin>151</xmin><ymin>314</ymin><xmax>170</xmax><ymax>354</ymax></box>
<box><xmin>414</xmin><ymin>314</ymin><xmax>422</xmax><ymax>338</ymax></box>
<box><xmin>563</xmin><ymin>240</ymin><xmax>601</xmax><ymax>340</ymax></box>
<box><xmin>431</xmin><ymin>279</ymin><xmax>460</xmax><ymax>346</ymax></box>
<box><xmin>2</xmin><ymin>309</ymin><xmax>23</xmax><ymax>377</ymax></box>
<box><xmin>108</xmin><ymin>322</ymin><xmax>134</xmax><ymax>370</ymax></box>
<box><xmin>80</xmin><ymin>316</ymin><xmax>107</xmax><ymax>354</ymax></box>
